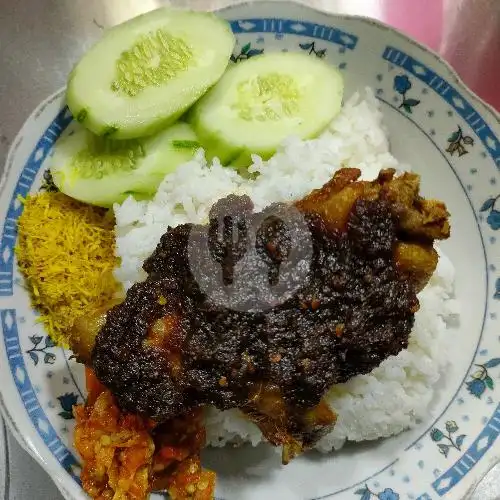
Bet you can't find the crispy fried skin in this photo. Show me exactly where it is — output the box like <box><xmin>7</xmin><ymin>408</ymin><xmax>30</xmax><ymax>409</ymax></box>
<box><xmin>297</xmin><ymin>168</ymin><xmax>450</xmax><ymax>240</ymax></box>
<box><xmin>71</xmin><ymin>168</ymin><xmax>450</xmax><ymax>461</ymax></box>
<box><xmin>71</xmin><ymin>301</ymin><xmax>122</xmax><ymax>366</ymax></box>
<box><xmin>296</xmin><ymin>168</ymin><xmax>450</xmax><ymax>291</ymax></box>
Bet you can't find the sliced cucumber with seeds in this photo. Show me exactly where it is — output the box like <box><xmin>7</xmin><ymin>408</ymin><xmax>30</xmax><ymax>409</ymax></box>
<box><xmin>50</xmin><ymin>122</ymin><xmax>199</xmax><ymax>207</ymax></box>
<box><xmin>67</xmin><ymin>7</ymin><xmax>235</xmax><ymax>139</ymax></box>
<box><xmin>190</xmin><ymin>52</ymin><xmax>344</xmax><ymax>167</ymax></box>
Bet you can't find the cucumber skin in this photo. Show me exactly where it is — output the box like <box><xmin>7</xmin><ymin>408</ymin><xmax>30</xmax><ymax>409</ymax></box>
<box><xmin>187</xmin><ymin>95</ymin><xmax>279</xmax><ymax>166</ymax></box>
<box><xmin>50</xmin><ymin>122</ymin><xmax>199</xmax><ymax>208</ymax></box>
<box><xmin>67</xmin><ymin>85</ymin><xmax>191</xmax><ymax>139</ymax></box>
<box><xmin>186</xmin><ymin>108</ymin><xmax>241</xmax><ymax>165</ymax></box>
<box><xmin>189</xmin><ymin>115</ymin><xmax>277</xmax><ymax>167</ymax></box>
<box><xmin>190</xmin><ymin>111</ymin><xmax>337</xmax><ymax>169</ymax></box>
<box><xmin>189</xmin><ymin>52</ymin><xmax>344</xmax><ymax>168</ymax></box>
<box><xmin>66</xmin><ymin>8</ymin><xmax>235</xmax><ymax>140</ymax></box>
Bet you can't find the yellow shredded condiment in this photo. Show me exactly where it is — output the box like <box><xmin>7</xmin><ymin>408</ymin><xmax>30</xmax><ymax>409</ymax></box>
<box><xmin>16</xmin><ymin>192</ymin><xmax>122</xmax><ymax>347</ymax></box>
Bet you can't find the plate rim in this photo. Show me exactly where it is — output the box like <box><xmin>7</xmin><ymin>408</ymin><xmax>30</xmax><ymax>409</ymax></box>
<box><xmin>219</xmin><ymin>0</ymin><xmax>500</xmax><ymax>123</ymax></box>
<box><xmin>0</xmin><ymin>2</ymin><xmax>498</xmax><ymax>499</ymax></box>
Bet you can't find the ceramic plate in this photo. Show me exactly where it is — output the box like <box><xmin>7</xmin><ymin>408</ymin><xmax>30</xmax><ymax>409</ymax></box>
<box><xmin>1</xmin><ymin>2</ymin><xmax>499</xmax><ymax>499</ymax></box>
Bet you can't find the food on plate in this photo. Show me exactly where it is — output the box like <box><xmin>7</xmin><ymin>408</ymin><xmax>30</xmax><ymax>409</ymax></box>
<box><xmin>189</xmin><ymin>52</ymin><xmax>344</xmax><ymax>166</ymax></box>
<box><xmin>74</xmin><ymin>369</ymin><xmax>154</xmax><ymax>499</ymax></box>
<box><xmin>54</xmin><ymin>19</ymin><xmax>346</xmax><ymax>203</ymax></box>
<box><xmin>51</xmin><ymin>122</ymin><xmax>199</xmax><ymax>207</ymax></box>
<box><xmin>296</xmin><ymin>167</ymin><xmax>449</xmax><ymax>290</ymax></box>
<box><xmin>15</xmin><ymin>191</ymin><xmax>120</xmax><ymax>346</ymax></box>
<box><xmin>75</xmin><ymin>368</ymin><xmax>215</xmax><ymax>500</ymax></box>
<box><xmin>16</xmin><ymin>82</ymin><xmax>457</xmax><ymax>499</ymax></box>
<box><xmin>12</xmin><ymin>6</ymin><xmax>459</xmax><ymax>499</ymax></box>
<box><xmin>67</xmin><ymin>8</ymin><xmax>235</xmax><ymax>139</ymax></box>
<box><xmin>70</xmin><ymin>166</ymin><xmax>449</xmax><ymax>466</ymax></box>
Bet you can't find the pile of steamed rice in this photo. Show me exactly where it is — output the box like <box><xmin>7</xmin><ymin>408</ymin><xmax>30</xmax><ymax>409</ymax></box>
<box><xmin>113</xmin><ymin>89</ymin><xmax>458</xmax><ymax>452</ymax></box>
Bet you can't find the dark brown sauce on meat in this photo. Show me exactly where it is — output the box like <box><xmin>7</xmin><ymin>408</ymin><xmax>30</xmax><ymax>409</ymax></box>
<box><xmin>93</xmin><ymin>197</ymin><xmax>418</xmax><ymax>426</ymax></box>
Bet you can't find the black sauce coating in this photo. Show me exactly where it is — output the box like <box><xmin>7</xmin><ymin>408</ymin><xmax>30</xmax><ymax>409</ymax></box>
<box><xmin>92</xmin><ymin>197</ymin><xmax>418</xmax><ymax>420</ymax></box>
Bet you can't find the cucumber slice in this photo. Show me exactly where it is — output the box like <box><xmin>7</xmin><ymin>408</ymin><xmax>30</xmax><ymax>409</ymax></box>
<box><xmin>50</xmin><ymin>122</ymin><xmax>199</xmax><ymax>207</ymax></box>
<box><xmin>67</xmin><ymin>8</ymin><xmax>235</xmax><ymax>139</ymax></box>
<box><xmin>190</xmin><ymin>52</ymin><xmax>344</xmax><ymax>166</ymax></box>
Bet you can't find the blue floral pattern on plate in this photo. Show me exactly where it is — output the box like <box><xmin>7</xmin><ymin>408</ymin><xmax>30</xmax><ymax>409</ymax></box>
<box><xmin>57</xmin><ymin>393</ymin><xmax>79</xmax><ymax>420</ymax></box>
<box><xmin>466</xmin><ymin>358</ymin><xmax>500</xmax><ymax>398</ymax></box>
<box><xmin>299</xmin><ymin>41</ymin><xmax>327</xmax><ymax>58</ymax></box>
<box><xmin>430</xmin><ymin>421</ymin><xmax>466</xmax><ymax>457</ymax></box>
<box><xmin>481</xmin><ymin>196</ymin><xmax>500</xmax><ymax>230</ymax></box>
<box><xmin>25</xmin><ymin>335</ymin><xmax>57</xmax><ymax>366</ymax></box>
<box><xmin>446</xmin><ymin>125</ymin><xmax>474</xmax><ymax>156</ymax></box>
<box><xmin>355</xmin><ymin>485</ymin><xmax>400</xmax><ymax>500</ymax></box>
<box><xmin>230</xmin><ymin>42</ymin><xmax>264</xmax><ymax>62</ymax></box>
<box><xmin>393</xmin><ymin>74</ymin><xmax>420</xmax><ymax>113</ymax></box>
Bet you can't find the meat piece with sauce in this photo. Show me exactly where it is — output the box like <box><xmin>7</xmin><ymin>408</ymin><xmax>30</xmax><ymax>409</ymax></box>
<box><xmin>70</xmin><ymin>168</ymin><xmax>450</xmax><ymax>463</ymax></box>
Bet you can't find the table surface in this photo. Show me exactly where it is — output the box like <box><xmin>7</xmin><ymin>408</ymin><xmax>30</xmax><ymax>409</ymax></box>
<box><xmin>0</xmin><ymin>1</ymin><xmax>499</xmax><ymax>499</ymax></box>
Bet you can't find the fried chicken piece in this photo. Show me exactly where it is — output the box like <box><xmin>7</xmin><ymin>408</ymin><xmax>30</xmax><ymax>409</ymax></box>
<box><xmin>296</xmin><ymin>168</ymin><xmax>449</xmax><ymax>239</ymax></box>
<box><xmin>296</xmin><ymin>168</ymin><xmax>450</xmax><ymax>291</ymax></box>
<box><xmin>70</xmin><ymin>168</ymin><xmax>450</xmax><ymax>463</ymax></box>
<box><xmin>73</xmin><ymin>314</ymin><xmax>337</xmax><ymax>465</ymax></box>
<box><xmin>71</xmin><ymin>305</ymin><xmax>117</xmax><ymax>366</ymax></box>
<box><xmin>242</xmin><ymin>383</ymin><xmax>337</xmax><ymax>464</ymax></box>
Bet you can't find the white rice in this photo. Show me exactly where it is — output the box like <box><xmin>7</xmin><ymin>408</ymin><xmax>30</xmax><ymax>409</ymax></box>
<box><xmin>113</xmin><ymin>88</ymin><xmax>458</xmax><ymax>452</ymax></box>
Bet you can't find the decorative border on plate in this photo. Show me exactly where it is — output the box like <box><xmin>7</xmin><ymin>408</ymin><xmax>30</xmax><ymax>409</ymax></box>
<box><xmin>378</xmin><ymin>45</ymin><xmax>499</xmax><ymax>497</ymax></box>
<box><xmin>382</xmin><ymin>46</ymin><xmax>500</xmax><ymax>167</ymax></box>
<box><xmin>1</xmin><ymin>309</ymin><xmax>79</xmax><ymax>481</ymax></box>
<box><xmin>0</xmin><ymin>107</ymin><xmax>72</xmax><ymax>297</ymax></box>
<box><xmin>0</xmin><ymin>17</ymin><xmax>497</xmax><ymax>499</ymax></box>
<box><xmin>432</xmin><ymin>403</ymin><xmax>500</xmax><ymax>496</ymax></box>
<box><xmin>376</xmin><ymin>90</ymin><xmax>490</xmax><ymax>428</ymax></box>
<box><xmin>229</xmin><ymin>18</ymin><xmax>358</xmax><ymax>50</ymax></box>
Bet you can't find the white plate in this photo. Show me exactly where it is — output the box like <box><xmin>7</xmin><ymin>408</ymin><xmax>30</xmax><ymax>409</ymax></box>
<box><xmin>0</xmin><ymin>2</ymin><xmax>499</xmax><ymax>499</ymax></box>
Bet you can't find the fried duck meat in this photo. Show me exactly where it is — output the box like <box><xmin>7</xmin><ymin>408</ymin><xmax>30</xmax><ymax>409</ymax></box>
<box><xmin>71</xmin><ymin>168</ymin><xmax>450</xmax><ymax>462</ymax></box>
